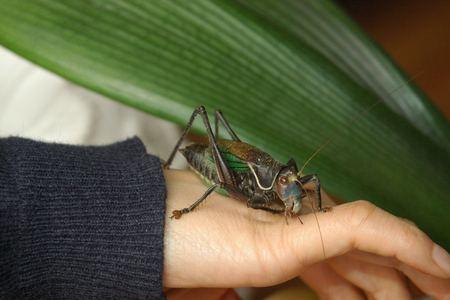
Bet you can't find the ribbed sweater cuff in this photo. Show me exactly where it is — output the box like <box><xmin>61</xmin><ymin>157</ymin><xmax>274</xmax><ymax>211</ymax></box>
<box><xmin>0</xmin><ymin>137</ymin><xmax>166</xmax><ymax>299</ymax></box>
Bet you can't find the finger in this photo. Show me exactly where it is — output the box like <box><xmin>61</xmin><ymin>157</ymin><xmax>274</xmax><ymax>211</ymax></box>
<box><xmin>285</xmin><ymin>200</ymin><xmax>450</xmax><ymax>279</ymax></box>
<box><xmin>329</xmin><ymin>255</ymin><xmax>410</xmax><ymax>299</ymax></box>
<box><xmin>300</xmin><ymin>262</ymin><xmax>365</xmax><ymax>300</ymax></box>
<box><xmin>398</xmin><ymin>264</ymin><xmax>450</xmax><ymax>300</ymax></box>
<box><xmin>166</xmin><ymin>288</ymin><xmax>240</xmax><ymax>300</ymax></box>
<box><xmin>348</xmin><ymin>250</ymin><xmax>400</xmax><ymax>268</ymax></box>
<box><xmin>347</xmin><ymin>251</ymin><xmax>425</xmax><ymax>298</ymax></box>
<box><xmin>349</xmin><ymin>247</ymin><xmax>450</xmax><ymax>298</ymax></box>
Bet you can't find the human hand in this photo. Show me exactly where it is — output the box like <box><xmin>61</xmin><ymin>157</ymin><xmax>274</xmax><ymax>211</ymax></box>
<box><xmin>163</xmin><ymin>170</ymin><xmax>450</xmax><ymax>299</ymax></box>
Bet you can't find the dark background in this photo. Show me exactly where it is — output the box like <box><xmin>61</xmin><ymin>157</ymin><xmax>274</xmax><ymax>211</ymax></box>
<box><xmin>338</xmin><ymin>0</ymin><xmax>450</xmax><ymax>120</ymax></box>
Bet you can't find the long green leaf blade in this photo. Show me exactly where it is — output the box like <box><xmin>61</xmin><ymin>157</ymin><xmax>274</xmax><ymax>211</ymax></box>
<box><xmin>0</xmin><ymin>0</ymin><xmax>449</xmax><ymax>248</ymax></box>
<box><xmin>236</xmin><ymin>0</ymin><xmax>450</xmax><ymax>153</ymax></box>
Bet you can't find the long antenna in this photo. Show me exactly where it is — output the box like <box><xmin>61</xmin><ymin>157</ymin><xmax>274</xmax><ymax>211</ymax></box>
<box><xmin>297</xmin><ymin>73</ymin><xmax>422</xmax><ymax>259</ymax></box>
<box><xmin>298</xmin><ymin>73</ymin><xmax>423</xmax><ymax>176</ymax></box>
<box><xmin>297</xmin><ymin>180</ymin><xmax>326</xmax><ymax>259</ymax></box>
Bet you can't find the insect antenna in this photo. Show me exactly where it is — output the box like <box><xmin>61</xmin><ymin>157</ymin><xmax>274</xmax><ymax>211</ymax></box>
<box><xmin>296</xmin><ymin>73</ymin><xmax>423</xmax><ymax>259</ymax></box>
<box><xmin>311</xmin><ymin>196</ymin><xmax>326</xmax><ymax>259</ymax></box>
<box><xmin>297</xmin><ymin>179</ymin><xmax>326</xmax><ymax>258</ymax></box>
<box><xmin>298</xmin><ymin>72</ymin><xmax>423</xmax><ymax>176</ymax></box>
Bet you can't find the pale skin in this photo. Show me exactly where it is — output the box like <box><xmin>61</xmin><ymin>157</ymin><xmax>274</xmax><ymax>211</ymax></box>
<box><xmin>163</xmin><ymin>170</ymin><xmax>450</xmax><ymax>300</ymax></box>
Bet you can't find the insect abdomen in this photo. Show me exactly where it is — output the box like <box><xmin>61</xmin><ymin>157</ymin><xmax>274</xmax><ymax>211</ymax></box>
<box><xmin>180</xmin><ymin>143</ymin><xmax>279</xmax><ymax>204</ymax></box>
<box><xmin>180</xmin><ymin>144</ymin><xmax>219</xmax><ymax>185</ymax></box>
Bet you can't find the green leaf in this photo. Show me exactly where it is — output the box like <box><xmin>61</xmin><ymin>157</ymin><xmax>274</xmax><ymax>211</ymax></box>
<box><xmin>236</xmin><ymin>0</ymin><xmax>450</xmax><ymax>153</ymax></box>
<box><xmin>1</xmin><ymin>0</ymin><xmax>449</xmax><ymax>248</ymax></box>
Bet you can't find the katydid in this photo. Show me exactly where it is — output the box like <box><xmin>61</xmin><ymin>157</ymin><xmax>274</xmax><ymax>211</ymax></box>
<box><xmin>163</xmin><ymin>106</ymin><xmax>328</xmax><ymax>220</ymax></box>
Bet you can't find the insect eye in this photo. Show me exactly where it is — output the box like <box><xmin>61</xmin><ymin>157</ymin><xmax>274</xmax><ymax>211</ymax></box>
<box><xmin>279</xmin><ymin>176</ymin><xmax>288</xmax><ymax>185</ymax></box>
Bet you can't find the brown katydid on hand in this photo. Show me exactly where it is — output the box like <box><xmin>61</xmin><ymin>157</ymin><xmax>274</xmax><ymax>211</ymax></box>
<box><xmin>164</xmin><ymin>106</ymin><xmax>326</xmax><ymax>221</ymax></box>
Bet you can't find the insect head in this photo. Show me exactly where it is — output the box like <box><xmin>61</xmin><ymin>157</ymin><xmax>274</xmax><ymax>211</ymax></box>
<box><xmin>275</xmin><ymin>159</ymin><xmax>303</xmax><ymax>214</ymax></box>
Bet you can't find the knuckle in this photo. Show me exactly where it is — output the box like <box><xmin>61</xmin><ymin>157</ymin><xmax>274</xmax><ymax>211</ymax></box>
<box><xmin>399</xmin><ymin>221</ymin><xmax>424</xmax><ymax>247</ymax></box>
<box><xmin>346</xmin><ymin>200</ymin><xmax>378</xmax><ymax>228</ymax></box>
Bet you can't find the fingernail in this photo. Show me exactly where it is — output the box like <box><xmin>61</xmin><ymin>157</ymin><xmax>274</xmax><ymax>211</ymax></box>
<box><xmin>432</xmin><ymin>244</ymin><xmax>450</xmax><ymax>276</ymax></box>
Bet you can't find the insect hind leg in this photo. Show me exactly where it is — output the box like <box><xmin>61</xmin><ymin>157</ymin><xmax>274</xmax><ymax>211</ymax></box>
<box><xmin>171</xmin><ymin>184</ymin><xmax>219</xmax><ymax>219</ymax></box>
<box><xmin>165</xmin><ymin>106</ymin><xmax>230</xmax><ymax>173</ymax></box>
<box><xmin>168</xmin><ymin>106</ymin><xmax>238</xmax><ymax>219</ymax></box>
<box><xmin>214</xmin><ymin>110</ymin><xmax>241</xmax><ymax>142</ymax></box>
<box><xmin>164</xmin><ymin>106</ymin><xmax>206</xmax><ymax>169</ymax></box>
<box><xmin>166</xmin><ymin>106</ymin><xmax>234</xmax><ymax>184</ymax></box>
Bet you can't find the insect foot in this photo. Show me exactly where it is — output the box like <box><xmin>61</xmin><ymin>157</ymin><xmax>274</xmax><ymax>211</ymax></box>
<box><xmin>170</xmin><ymin>210</ymin><xmax>183</xmax><ymax>219</ymax></box>
<box><xmin>320</xmin><ymin>207</ymin><xmax>332</xmax><ymax>213</ymax></box>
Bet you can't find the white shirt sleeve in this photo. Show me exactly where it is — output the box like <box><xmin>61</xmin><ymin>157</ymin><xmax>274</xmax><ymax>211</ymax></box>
<box><xmin>0</xmin><ymin>46</ymin><xmax>187</xmax><ymax>168</ymax></box>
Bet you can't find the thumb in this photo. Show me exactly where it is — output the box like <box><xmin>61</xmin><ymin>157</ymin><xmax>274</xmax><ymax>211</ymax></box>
<box><xmin>283</xmin><ymin>200</ymin><xmax>450</xmax><ymax>280</ymax></box>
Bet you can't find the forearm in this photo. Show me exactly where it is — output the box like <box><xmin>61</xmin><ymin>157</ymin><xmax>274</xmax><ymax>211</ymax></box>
<box><xmin>0</xmin><ymin>137</ymin><xmax>166</xmax><ymax>300</ymax></box>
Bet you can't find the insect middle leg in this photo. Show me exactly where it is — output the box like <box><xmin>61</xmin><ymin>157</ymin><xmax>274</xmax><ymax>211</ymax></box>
<box><xmin>247</xmin><ymin>199</ymin><xmax>302</xmax><ymax>224</ymax></box>
<box><xmin>247</xmin><ymin>201</ymin><xmax>285</xmax><ymax>214</ymax></box>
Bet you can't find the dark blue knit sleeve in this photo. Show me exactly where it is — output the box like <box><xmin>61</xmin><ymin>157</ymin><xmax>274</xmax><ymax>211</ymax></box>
<box><xmin>0</xmin><ymin>137</ymin><xmax>166</xmax><ymax>300</ymax></box>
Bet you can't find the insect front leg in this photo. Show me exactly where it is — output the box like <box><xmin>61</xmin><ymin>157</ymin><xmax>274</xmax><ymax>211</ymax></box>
<box><xmin>299</xmin><ymin>174</ymin><xmax>330</xmax><ymax>212</ymax></box>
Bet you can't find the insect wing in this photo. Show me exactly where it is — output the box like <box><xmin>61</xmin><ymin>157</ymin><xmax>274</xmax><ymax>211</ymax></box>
<box><xmin>217</xmin><ymin>140</ymin><xmax>283</xmax><ymax>189</ymax></box>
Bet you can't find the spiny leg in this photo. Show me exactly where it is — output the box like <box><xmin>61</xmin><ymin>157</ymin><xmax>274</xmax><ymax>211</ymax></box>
<box><xmin>247</xmin><ymin>201</ymin><xmax>285</xmax><ymax>214</ymax></box>
<box><xmin>169</xmin><ymin>106</ymin><xmax>236</xmax><ymax>218</ymax></box>
<box><xmin>164</xmin><ymin>106</ymin><xmax>204</xmax><ymax>169</ymax></box>
<box><xmin>246</xmin><ymin>197</ymin><xmax>293</xmax><ymax>224</ymax></box>
<box><xmin>164</xmin><ymin>106</ymin><xmax>233</xmax><ymax>185</ymax></box>
<box><xmin>196</xmin><ymin>106</ymin><xmax>234</xmax><ymax>186</ymax></box>
<box><xmin>171</xmin><ymin>180</ymin><xmax>245</xmax><ymax>219</ymax></box>
<box><xmin>214</xmin><ymin>110</ymin><xmax>241</xmax><ymax>142</ymax></box>
<box><xmin>171</xmin><ymin>184</ymin><xmax>219</xmax><ymax>219</ymax></box>
<box><xmin>300</xmin><ymin>174</ymin><xmax>330</xmax><ymax>212</ymax></box>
